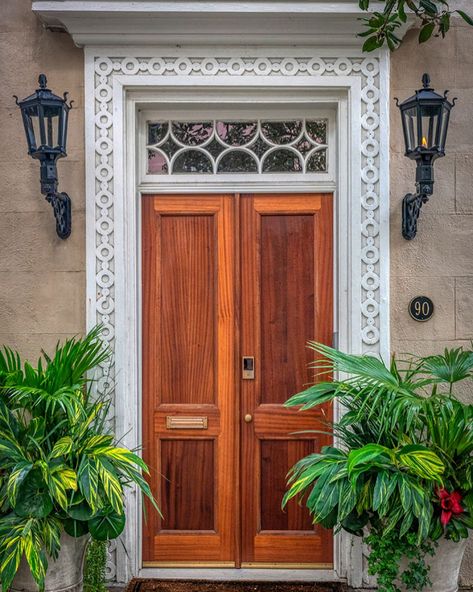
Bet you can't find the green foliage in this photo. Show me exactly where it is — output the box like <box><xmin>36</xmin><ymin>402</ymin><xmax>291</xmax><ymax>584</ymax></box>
<box><xmin>83</xmin><ymin>539</ymin><xmax>107</xmax><ymax>592</ymax></box>
<box><xmin>284</xmin><ymin>343</ymin><xmax>473</xmax><ymax>591</ymax></box>
<box><xmin>84</xmin><ymin>540</ymin><xmax>107</xmax><ymax>592</ymax></box>
<box><xmin>366</xmin><ymin>530</ymin><xmax>435</xmax><ymax>592</ymax></box>
<box><xmin>0</xmin><ymin>328</ymin><xmax>160</xmax><ymax>592</ymax></box>
<box><xmin>358</xmin><ymin>1</ymin><xmax>473</xmax><ymax>52</ymax></box>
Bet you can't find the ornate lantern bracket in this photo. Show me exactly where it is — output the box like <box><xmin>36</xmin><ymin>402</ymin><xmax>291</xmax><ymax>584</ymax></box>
<box><xmin>14</xmin><ymin>74</ymin><xmax>73</xmax><ymax>239</ymax></box>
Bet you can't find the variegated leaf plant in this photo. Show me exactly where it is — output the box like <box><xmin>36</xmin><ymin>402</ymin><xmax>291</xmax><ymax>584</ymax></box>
<box><xmin>283</xmin><ymin>343</ymin><xmax>473</xmax><ymax>590</ymax></box>
<box><xmin>0</xmin><ymin>327</ymin><xmax>160</xmax><ymax>592</ymax></box>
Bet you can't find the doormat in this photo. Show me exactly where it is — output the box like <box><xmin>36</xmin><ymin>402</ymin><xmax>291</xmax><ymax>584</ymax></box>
<box><xmin>126</xmin><ymin>580</ymin><xmax>347</xmax><ymax>592</ymax></box>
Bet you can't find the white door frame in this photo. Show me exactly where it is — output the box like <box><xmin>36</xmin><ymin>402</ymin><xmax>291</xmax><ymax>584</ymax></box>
<box><xmin>84</xmin><ymin>47</ymin><xmax>390</xmax><ymax>587</ymax></box>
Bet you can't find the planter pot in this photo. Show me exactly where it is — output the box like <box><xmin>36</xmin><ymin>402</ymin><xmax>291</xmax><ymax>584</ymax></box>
<box><xmin>11</xmin><ymin>533</ymin><xmax>89</xmax><ymax>592</ymax></box>
<box><xmin>397</xmin><ymin>537</ymin><xmax>468</xmax><ymax>592</ymax></box>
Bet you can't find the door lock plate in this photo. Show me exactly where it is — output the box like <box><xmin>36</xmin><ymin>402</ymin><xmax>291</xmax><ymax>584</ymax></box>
<box><xmin>242</xmin><ymin>356</ymin><xmax>255</xmax><ymax>380</ymax></box>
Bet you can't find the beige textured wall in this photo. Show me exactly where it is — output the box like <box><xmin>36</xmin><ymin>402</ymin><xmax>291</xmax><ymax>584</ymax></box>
<box><xmin>391</xmin><ymin>18</ymin><xmax>473</xmax><ymax>586</ymax></box>
<box><xmin>0</xmin><ymin>0</ymin><xmax>85</xmax><ymax>362</ymax></box>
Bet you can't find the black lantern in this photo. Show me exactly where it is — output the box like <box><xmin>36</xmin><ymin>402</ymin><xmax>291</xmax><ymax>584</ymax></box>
<box><xmin>396</xmin><ymin>73</ymin><xmax>456</xmax><ymax>240</ymax></box>
<box><xmin>15</xmin><ymin>74</ymin><xmax>73</xmax><ymax>239</ymax></box>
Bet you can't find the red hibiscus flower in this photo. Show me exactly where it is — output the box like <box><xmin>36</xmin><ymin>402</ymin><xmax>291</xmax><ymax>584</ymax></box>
<box><xmin>437</xmin><ymin>488</ymin><xmax>464</xmax><ymax>526</ymax></box>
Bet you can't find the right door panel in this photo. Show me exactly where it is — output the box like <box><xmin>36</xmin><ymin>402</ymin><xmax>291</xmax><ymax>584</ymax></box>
<box><xmin>240</xmin><ymin>194</ymin><xmax>333</xmax><ymax>567</ymax></box>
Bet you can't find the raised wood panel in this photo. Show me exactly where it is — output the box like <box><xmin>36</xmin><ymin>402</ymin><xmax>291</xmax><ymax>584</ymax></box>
<box><xmin>260</xmin><ymin>440</ymin><xmax>315</xmax><ymax>531</ymax></box>
<box><xmin>260</xmin><ymin>214</ymin><xmax>315</xmax><ymax>405</ymax></box>
<box><xmin>142</xmin><ymin>195</ymin><xmax>236</xmax><ymax>564</ymax></box>
<box><xmin>159</xmin><ymin>214</ymin><xmax>216</xmax><ymax>405</ymax></box>
<box><xmin>160</xmin><ymin>439</ymin><xmax>215</xmax><ymax>531</ymax></box>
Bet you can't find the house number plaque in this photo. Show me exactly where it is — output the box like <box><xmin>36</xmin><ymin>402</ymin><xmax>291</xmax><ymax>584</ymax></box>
<box><xmin>409</xmin><ymin>296</ymin><xmax>434</xmax><ymax>322</ymax></box>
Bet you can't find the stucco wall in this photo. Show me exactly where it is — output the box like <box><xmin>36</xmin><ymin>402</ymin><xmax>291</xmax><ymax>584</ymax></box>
<box><xmin>390</xmin><ymin>18</ymin><xmax>473</xmax><ymax>586</ymax></box>
<box><xmin>0</xmin><ymin>0</ymin><xmax>85</xmax><ymax>361</ymax></box>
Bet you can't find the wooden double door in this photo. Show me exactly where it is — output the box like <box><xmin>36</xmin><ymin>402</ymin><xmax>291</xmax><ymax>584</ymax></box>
<box><xmin>142</xmin><ymin>193</ymin><xmax>333</xmax><ymax>568</ymax></box>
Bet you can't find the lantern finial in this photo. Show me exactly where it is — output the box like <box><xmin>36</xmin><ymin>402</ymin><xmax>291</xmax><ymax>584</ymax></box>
<box><xmin>38</xmin><ymin>74</ymin><xmax>48</xmax><ymax>89</ymax></box>
<box><xmin>422</xmin><ymin>73</ymin><xmax>431</xmax><ymax>89</ymax></box>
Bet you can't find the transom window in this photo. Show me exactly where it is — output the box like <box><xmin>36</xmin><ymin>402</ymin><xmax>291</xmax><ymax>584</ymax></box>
<box><xmin>146</xmin><ymin>119</ymin><xmax>328</xmax><ymax>175</ymax></box>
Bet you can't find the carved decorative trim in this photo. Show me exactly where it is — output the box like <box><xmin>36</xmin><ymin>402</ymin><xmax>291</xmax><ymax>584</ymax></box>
<box><xmin>90</xmin><ymin>51</ymin><xmax>384</xmax><ymax>582</ymax></box>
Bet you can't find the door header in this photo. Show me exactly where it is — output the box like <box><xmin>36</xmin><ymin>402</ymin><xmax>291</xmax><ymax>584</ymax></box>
<box><xmin>32</xmin><ymin>1</ymin><xmax>404</xmax><ymax>47</ymax></box>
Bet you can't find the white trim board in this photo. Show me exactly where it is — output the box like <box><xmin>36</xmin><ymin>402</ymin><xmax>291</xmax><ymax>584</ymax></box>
<box><xmin>33</xmin><ymin>2</ymin><xmax>392</xmax><ymax>46</ymax></box>
<box><xmin>84</xmin><ymin>46</ymin><xmax>390</xmax><ymax>587</ymax></box>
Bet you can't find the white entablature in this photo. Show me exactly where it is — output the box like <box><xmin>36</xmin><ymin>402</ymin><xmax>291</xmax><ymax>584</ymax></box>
<box><xmin>32</xmin><ymin>0</ymin><xmax>396</xmax><ymax>46</ymax></box>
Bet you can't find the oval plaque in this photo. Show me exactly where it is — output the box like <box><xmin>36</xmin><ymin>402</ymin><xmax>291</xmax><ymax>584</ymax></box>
<box><xmin>409</xmin><ymin>296</ymin><xmax>434</xmax><ymax>322</ymax></box>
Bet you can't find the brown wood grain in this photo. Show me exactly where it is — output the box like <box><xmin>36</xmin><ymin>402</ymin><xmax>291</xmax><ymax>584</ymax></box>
<box><xmin>142</xmin><ymin>193</ymin><xmax>333</xmax><ymax>567</ymax></box>
<box><xmin>240</xmin><ymin>193</ymin><xmax>333</xmax><ymax>565</ymax></box>
<box><xmin>159</xmin><ymin>214</ymin><xmax>216</xmax><ymax>405</ymax></box>
<box><xmin>160</xmin><ymin>439</ymin><xmax>215</xmax><ymax>531</ymax></box>
<box><xmin>142</xmin><ymin>195</ymin><xmax>237</xmax><ymax>564</ymax></box>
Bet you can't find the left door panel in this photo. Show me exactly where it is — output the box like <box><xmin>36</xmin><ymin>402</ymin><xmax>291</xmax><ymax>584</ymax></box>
<box><xmin>142</xmin><ymin>195</ymin><xmax>237</xmax><ymax>566</ymax></box>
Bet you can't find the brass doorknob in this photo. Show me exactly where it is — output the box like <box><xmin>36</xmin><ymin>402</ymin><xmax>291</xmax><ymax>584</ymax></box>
<box><xmin>244</xmin><ymin>414</ymin><xmax>253</xmax><ymax>423</ymax></box>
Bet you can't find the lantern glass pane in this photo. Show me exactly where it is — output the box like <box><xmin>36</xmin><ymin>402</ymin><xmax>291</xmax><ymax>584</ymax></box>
<box><xmin>46</xmin><ymin>114</ymin><xmax>60</xmax><ymax>148</ymax></box>
<box><xmin>43</xmin><ymin>105</ymin><xmax>60</xmax><ymax>147</ymax></box>
<box><xmin>438</xmin><ymin>104</ymin><xmax>451</xmax><ymax>152</ymax></box>
<box><xmin>403</xmin><ymin>107</ymin><xmax>417</xmax><ymax>152</ymax></box>
<box><xmin>30</xmin><ymin>113</ymin><xmax>42</xmax><ymax>150</ymax></box>
<box><xmin>58</xmin><ymin>105</ymin><xmax>69</xmax><ymax>152</ymax></box>
<box><xmin>420</xmin><ymin>104</ymin><xmax>442</xmax><ymax>149</ymax></box>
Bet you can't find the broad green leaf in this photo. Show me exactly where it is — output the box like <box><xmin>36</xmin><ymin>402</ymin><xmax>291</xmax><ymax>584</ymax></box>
<box><xmin>14</xmin><ymin>471</ymin><xmax>53</xmax><ymax>518</ymax></box>
<box><xmin>94</xmin><ymin>446</ymin><xmax>148</xmax><ymax>472</ymax></box>
<box><xmin>419</xmin><ymin>22</ymin><xmax>435</xmax><ymax>44</ymax></box>
<box><xmin>0</xmin><ymin>536</ymin><xmax>23</xmax><ymax>592</ymax></box>
<box><xmin>64</xmin><ymin>517</ymin><xmax>89</xmax><ymax>538</ymax></box>
<box><xmin>23</xmin><ymin>532</ymin><xmax>47</xmax><ymax>590</ymax></box>
<box><xmin>83</xmin><ymin>435</ymin><xmax>114</xmax><ymax>453</ymax></box>
<box><xmin>42</xmin><ymin>516</ymin><xmax>62</xmax><ymax>558</ymax></box>
<box><xmin>347</xmin><ymin>444</ymin><xmax>391</xmax><ymax>475</ymax></box>
<box><xmin>341</xmin><ymin>511</ymin><xmax>369</xmax><ymax>536</ymax></box>
<box><xmin>88</xmin><ymin>508</ymin><xmax>126</xmax><ymax>541</ymax></box>
<box><xmin>7</xmin><ymin>461</ymin><xmax>33</xmax><ymax>506</ymax></box>
<box><xmin>97</xmin><ymin>457</ymin><xmax>124</xmax><ymax>514</ymax></box>
<box><xmin>337</xmin><ymin>479</ymin><xmax>358</xmax><ymax>521</ymax></box>
<box><xmin>50</xmin><ymin>436</ymin><xmax>73</xmax><ymax>459</ymax></box>
<box><xmin>397</xmin><ymin>444</ymin><xmax>444</xmax><ymax>480</ymax></box>
<box><xmin>78</xmin><ymin>456</ymin><xmax>100</xmax><ymax>512</ymax></box>
<box><xmin>363</xmin><ymin>36</ymin><xmax>383</xmax><ymax>52</ymax></box>
<box><xmin>67</xmin><ymin>493</ymin><xmax>95</xmax><ymax>521</ymax></box>
<box><xmin>47</xmin><ymin>467</ymin><xmax>77</xmax><ymax>511</ymax></box>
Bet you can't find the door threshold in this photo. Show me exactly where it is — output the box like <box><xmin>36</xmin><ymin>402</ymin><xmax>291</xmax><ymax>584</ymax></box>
<box><xmin>138</xmin><ymin>568</ymin><xmax>342</xmax><ymax>582</ymax></box>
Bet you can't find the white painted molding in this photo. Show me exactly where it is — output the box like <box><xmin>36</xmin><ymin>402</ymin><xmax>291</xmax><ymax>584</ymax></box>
<box><xmin>84</xmin><ymin>46</ymin><xmax>390</xmax><ymax>586</ymax></box>
<box><xmin>33</xmin><ymin>1</ymin><xmax>392</xmax><ymax>46</ymax></box>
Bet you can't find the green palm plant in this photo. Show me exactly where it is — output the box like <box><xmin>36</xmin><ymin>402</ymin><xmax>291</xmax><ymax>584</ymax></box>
<box><xmin>283</xmin><ymin>342</ymin><xmax>473</xmax><ymax>592</ymax></box>
<box><xmin>0</xmin><ymin>327</ymin><xmax>159</xmax><ymax>592</ymax></box>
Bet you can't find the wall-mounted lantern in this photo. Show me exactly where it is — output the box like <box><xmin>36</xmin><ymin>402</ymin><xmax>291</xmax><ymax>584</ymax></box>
<box><xmin>396</xmin><ymin>74</ymin><xmax>456</xmax><ymax>240</ymax></box>
<box><xmin>14</xmin><ymin>74</ymin><xmax>73</xmax><ymax>239</ymax></box>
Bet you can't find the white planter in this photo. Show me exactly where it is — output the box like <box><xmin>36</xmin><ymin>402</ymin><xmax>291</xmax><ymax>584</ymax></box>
<box><xmin>397</xmin><ymin>537</ymin><xmax>468</xmax><ymax>592</ymax></box>
<box><xmin>11</xmin><ymin>533</ymin><xmax>89</xmax><ymax>592</ymax></box>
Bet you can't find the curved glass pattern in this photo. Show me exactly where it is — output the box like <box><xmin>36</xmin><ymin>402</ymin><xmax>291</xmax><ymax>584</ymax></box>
<box><xmin>147</xmin><ymin>118</ymin><xmax>328</xmax><ymax>174</ymax></box>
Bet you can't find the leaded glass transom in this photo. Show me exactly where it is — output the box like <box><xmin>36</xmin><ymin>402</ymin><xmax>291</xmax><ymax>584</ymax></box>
<box><xmin>147</xmin><ymin>119</ymin><xmax>328</xmax><ymax>175</ymax></box>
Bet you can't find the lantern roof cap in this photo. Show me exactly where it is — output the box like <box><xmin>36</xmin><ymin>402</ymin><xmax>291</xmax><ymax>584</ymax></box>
<box><xmin>399</xmin><ymin>73</ymin><xmax>454</xmax><ymax>108</ymax></box>
<box><xmin>15</xmin><ymin>74</ymin><xmax>72</xmax><ymax>109</ymax></box>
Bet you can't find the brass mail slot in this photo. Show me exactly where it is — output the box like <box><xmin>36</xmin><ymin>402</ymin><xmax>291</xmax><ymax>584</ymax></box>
<box><xmin>166</xmin><ymin>416</ymin><xmax>208</xmax><ymax>430</ymax></box>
